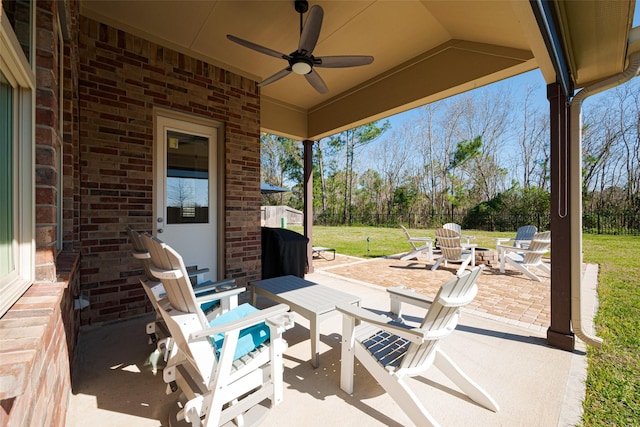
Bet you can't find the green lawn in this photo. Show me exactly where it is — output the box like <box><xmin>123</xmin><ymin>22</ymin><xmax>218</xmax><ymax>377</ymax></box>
<box><xmin>290</xmin><ymin>225</ymin><xmax>640</xmax><ymax>425</ymax></box>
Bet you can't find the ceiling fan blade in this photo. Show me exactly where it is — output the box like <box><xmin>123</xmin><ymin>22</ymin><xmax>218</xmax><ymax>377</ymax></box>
<box><xmin>315</xmin><ymin>55</ymin><xmax>374</xmax><ymax>68</ymax></box>
<box><xmin>227</xmin><ymin>34</ymin><xmax>289</xmax><ymax>60</ymax></box>
<box><xmin>298</xmin><ymin>5</ymin><xmax>323</xmax><ymax>54</ymax></box>
<box><xmin>305</xmin><ymin>69</ymin><xmax>328</xmax><ymax>94</ymax></box>
<box><xmin>258</xmin><ymin>68</ymin><xmax>292</xmax><ymax>87</ymax></box>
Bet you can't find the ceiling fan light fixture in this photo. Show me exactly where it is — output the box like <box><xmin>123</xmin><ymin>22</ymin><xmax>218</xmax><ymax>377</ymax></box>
<box><xmin>292</xmin><ymin>61</ymin><xmax>312</xmax><ymax>75</ymax></box>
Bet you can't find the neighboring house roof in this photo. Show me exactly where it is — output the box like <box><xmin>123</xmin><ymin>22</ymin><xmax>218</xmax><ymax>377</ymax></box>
<box><xmin>261</xmin><ymin>183</ymin><xmax>290</xmax><ymax>194</ymax></box>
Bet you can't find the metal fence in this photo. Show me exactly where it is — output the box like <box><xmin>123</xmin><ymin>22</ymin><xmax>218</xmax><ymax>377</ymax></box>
<box><xmin>314</xmin><ymin>210</ymin><xmax>640</xmax><ymax>236</ymax></box>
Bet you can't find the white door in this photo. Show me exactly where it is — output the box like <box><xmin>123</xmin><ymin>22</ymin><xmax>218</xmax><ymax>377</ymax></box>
<box><xmin>155</xmin><ymin>113</ymin><xmax>218</xmax><ymax>281</ymax></box>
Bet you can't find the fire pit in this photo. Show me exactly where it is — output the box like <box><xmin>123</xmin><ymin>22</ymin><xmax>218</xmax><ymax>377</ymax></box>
<box><xmin>474</xmin><ymin>247</ymin><xmax>499</xmax><ymax>266</ymax></box>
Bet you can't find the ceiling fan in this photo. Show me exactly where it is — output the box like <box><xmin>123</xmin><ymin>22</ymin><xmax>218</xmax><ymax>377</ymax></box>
<box><xmin>227</xmin><ymin>0</ymin><xmax>374</xmax><ymax>94</ymax></box>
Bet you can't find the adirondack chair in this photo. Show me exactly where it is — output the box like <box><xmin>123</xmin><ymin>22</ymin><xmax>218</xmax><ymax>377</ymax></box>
<box><xmin>142</xmin><ymin>234</ymin><xmax>294</xmax><ymax>427</ymax></box>
<box><xmin>494</xmin><ymin>225</ymin><xmax>537</xmax><ymax>251</ymax></box>
<box><xmin>400</xmin><ymin>225</ymin><xmax>433</xmax><ymax>261</ymax></box>
<box><xmin>337</xmin><ymin>266</ymin><xmax>498</xmax><ymax>427</ymax></box>
<box><xmin>498</xmin><ymin>231</ymin><xmax>551</xmax><ymax>281</ymax></box>
<box><xmin>442</xmin><ymin>222</ymin><xmax>474</xmax><ymax>244</ymax></box>
<box><xmin>431</xmin><ymin>228</ymin><xmax>476</xmax><ymax>275</ymax></box>
<box><xmin>126</xmin><ymin>227</ymin><xmax>243</xmax><ymax>342</ymax></box>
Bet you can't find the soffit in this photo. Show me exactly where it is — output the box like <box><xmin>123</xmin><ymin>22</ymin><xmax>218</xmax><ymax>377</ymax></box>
<box><xmin>79</xmin><ymin>0</ymin><xmax>635</xmax><ymax>140</ymax></box>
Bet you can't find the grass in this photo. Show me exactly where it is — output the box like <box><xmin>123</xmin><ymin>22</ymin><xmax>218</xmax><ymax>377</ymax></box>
<box><xmin>290</xmin><ymin>225</ymin><xmax>514</xmax><ymax>258</ymax></box>
<box><xmin>290</xmin><ymin>225</ymin><xmax>640</xmax><ymax>425</ymax></box>
<box><xmin>581</xmin><ymin>235</ymin><xmax>640</xmax><ymax>426</ymax></box>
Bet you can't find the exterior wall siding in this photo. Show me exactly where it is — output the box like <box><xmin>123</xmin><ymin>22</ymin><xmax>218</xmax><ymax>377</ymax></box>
<box><xmin>77</xmin><ymin>17</ymin><xmax>262</xmax><ymax>324</ymax></box>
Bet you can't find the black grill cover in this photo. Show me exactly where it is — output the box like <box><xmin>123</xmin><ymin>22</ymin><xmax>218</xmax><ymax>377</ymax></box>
<box><xmin>261</xmin><ymin>227</ymin><xmax>309</xmax><ymax>279</ymax></box>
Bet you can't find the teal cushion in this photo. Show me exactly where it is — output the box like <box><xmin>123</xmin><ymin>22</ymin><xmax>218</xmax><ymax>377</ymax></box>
<box><xmin>194</xmin><ymin>281</ymin><xmax>218</xmax><ymax>313</ymax></box>
<box><xmin>200</xmin><ymin>300</ymin><xmax>218</xmax><ymax>313</ymax></box>
<box><xmin>208</xmin><ymin>303</ymin><xmax>270</xmax><ymax>360</ymax></box>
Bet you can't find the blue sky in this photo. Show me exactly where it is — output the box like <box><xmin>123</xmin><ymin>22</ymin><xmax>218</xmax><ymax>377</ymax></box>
<box><xmin>386</xmin><ymin>7</ymin><xmax>640</xmax><ymax>131</ymax></box>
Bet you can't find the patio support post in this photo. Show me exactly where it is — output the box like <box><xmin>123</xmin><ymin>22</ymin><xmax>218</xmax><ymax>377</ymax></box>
<box><xmin>546</xmin><ymin>82</ymin><xmax>575</xmax><ymax>351</ymax></box>
<box><xmin>303</xmin><ymin>139</ymin><xmax>315</xmax><ymax>273</ymax></box>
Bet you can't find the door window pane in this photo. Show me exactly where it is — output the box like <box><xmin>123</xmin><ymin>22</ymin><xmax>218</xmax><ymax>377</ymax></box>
<box><xmin>166</xmin><ymin>130</ymin><xmax>209</xmax><ymax>224</ymax></box>
<box><xmin>0</xmin><ymin>71</ymin><xmax>14</xmax><ymax>276</ymax></box>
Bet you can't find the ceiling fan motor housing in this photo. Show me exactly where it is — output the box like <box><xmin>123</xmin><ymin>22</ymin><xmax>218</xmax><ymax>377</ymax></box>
<box><xmin>294</xmin><ymin>0</ymin><xmax>309</xmax><ymax>14</ymax></box>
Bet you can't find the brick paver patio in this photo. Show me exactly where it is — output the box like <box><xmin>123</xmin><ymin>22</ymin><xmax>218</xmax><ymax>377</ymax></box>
<box><xmin>312</xmin><ymin>252</ymin><xmax>551</xmax><ymax>331</ymax></box>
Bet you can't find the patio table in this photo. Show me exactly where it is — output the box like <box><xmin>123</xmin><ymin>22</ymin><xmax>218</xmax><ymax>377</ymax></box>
<box><xmin>250</xmin><ymin>275</ymin><xmax>361</xmax><ymax>368</ymax></box>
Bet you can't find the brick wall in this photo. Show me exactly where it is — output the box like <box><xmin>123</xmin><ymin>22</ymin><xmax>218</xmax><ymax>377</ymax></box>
<box><xmin>1</xmin><ymin>1</ymin><xmax>82</xmax><ymax>425</ymax></box>
<box><xmin>77</xmin><ymin>17</ymin><xmax>262</xmax><ymax>324</ymax></box>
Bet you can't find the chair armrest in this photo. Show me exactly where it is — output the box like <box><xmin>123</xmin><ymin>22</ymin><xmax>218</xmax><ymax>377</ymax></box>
<box><xmin>408</xmin><ymin>237</ymin><xmax>431</xmax><ymax>243</ymax></box>
<box><xmin>387</xmin><ymin>286</ymin><xmax>433</xmax><ymax>308</ymax></box>
<box><xmin>194</xmin><ymin>287</ymin><xmax>246</xmax><ymax>305</ymax></box>
<box><xmin>499</xmin><ymin>245</ymin><xmax>549</xmax><ymax>255</ymax></box>
<box><xmin>461</xmin><ymin>234</ymin><xmax>475</xmax><ymax>240</ymax></box>
<box><xmin>190</xmin><ymin>304</ymin><xmax>291</xmax><ymax>340</ymax></box>
<box><xmin>336</xmin><ymin>303</ymin><xmax>426</xmax><ymax>344</ymax></box>
<box><xmin>492</xmin><ymin>237</ymin><xmax>511</xmax><ymax>243</ymax></box>
<box><xmin>193</xmin><ymin>278</ymin><xmax>237</xmax><ymax>295</ymax></box>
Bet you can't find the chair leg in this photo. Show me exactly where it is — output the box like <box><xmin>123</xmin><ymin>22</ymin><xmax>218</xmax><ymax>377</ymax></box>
<box><xmin>355</xmin><ymin>346</ymin><xmax>440</xmax><ymax>427</ymax></box>
<box><xmin>433</xmin><ymin>348</ymin><xmax>499</xmax><ymax>412</ymax></box>
<box><xmin>340</xmin><ymin>314</ymin><xmax>357</xmax><ymax>394</ymax></box>
<box><xmin>430</xmin><ymin>256</ymin><xmax>443</xmax><ymax>271</ymax></box>
<box><xmin>537</xmin><ymin>262</ymin><xmax>551</xmax><ymax>275</ymax></box>
<box><xmin>456</xmin><ymin>257</ymin><xmax>472</xmax><ymax>276</ymax></box>
<box><xmin>505</xmin><ymin>257</ymin><xmax>541</xmax><ymax>281</ymax></box>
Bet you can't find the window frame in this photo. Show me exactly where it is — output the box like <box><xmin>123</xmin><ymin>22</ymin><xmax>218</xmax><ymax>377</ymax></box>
<box><xmin>0</xmin><ymin>8</ymin><xmax>36</xmax><ymax>318</ymax></box>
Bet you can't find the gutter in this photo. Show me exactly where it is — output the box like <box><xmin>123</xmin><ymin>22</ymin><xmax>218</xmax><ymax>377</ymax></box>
<box><xmin>569</xmin><ymin>28</ymin><xmax>640</xmax><ymax>347</ymax></box>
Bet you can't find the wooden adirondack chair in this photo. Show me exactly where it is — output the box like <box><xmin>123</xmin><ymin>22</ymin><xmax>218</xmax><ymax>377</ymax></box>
<box><xmin>400</xmin><ymin>225</ymin><xmax>433</xmax><ymax>261</ymax></box>
<box><xmin>431</xmin><ymin>228</ymin><xmax>476</xmax><ymax>275</ymax></box>
<box><xmin>337</xmin><ymin>266</ymin><xmax>498</xmax><ymax>427</ymax></box>
<box><xmin>141</xmin><ymin>233</ymin><xmax>294</xmax><ymax>427</ymax></box>
<box><xmin>498</xmin><ymin>230</ymin><xmax>551</xmax><ymax>281</ymax></box>
<box><xmin>442</xmin><ymin>222</ymin><xmax>475</xmax><ymax>244</ymax></box>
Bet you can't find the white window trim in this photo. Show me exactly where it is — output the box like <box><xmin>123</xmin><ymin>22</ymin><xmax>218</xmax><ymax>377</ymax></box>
<box><xmin>0</xmin><ymin>10</ymin><xmax>36</xmax><ymax>318</ymax></box>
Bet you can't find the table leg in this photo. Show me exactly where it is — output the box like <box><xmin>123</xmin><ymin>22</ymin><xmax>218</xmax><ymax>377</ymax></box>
<box><xmin>310</xmin><ymin>315</ymin><xmax>319</xmax><ymax>368</ymax></box>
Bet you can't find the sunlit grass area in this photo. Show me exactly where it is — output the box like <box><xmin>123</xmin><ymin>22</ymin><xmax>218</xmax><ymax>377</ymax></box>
<box><xmin>582</xmin><ymin>235</ymin><xmax>640</xmax><ymax>426</ymax></box>
<box><xmin>289</xmin><ymin>225</ymin><xmax>639</xmax><ymax>425</ymax></box>
<box><xmin>290</xmin><ymin>225</ymin><xmax>514</xmax><ymax>258</ymax></box>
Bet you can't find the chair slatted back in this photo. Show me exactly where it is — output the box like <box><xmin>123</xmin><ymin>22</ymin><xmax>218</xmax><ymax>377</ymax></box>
<box><xmin>400</xmin><ymin>266</ymin><xmax>482</xmax><ymax>370</ymax></box>
<box><xmin>435</xmin><ymin>228</ymin><xmax>464</xmax><ymax>261</ymax></box>
<box><xmin>400</xmin><ymin>225</ymin><xmax>418</xmax><ymax>251</ymax></box>
<box><xmin>126</xmin><ymin>226</ymin><xmax>159</xmax><ymax>282</ymax></box>
<box><xmin>442</xmin><ymin>223</ymin><xmax>462</xmax><ymax>234</ymax></box>
<box><xmin>514</xmin><ymin>225</ymin><xmax>537</xmax><ymax>242</ymax></box>
<box><xmin>142</xmin><ymin>233</ymin><xmax>208</xmax><ymax>327</ymax></box>
<box><xmin>521</xmin><ymin>231</ymin><xmax>550</xmax><ymax>265</ymax></box>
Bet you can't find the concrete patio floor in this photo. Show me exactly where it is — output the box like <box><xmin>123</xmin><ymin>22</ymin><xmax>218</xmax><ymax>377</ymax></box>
<box><xmin>67</xmin><ymin>254</ymin><xmax>597</xmax><ymax>427</ymax></box>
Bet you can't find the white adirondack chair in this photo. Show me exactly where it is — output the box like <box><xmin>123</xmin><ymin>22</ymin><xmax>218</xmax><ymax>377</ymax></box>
<box><xmin>431</xmin><ymin>228</ymin><xmax>476</xmax><ymax>275</ymax></box>
<box><xmin>498</xmin><ymin>230</ymin><xmax>551</xmax><ymax>281</ymax></box>
<box><xmin>337</xmin><ymin>266</ymin><xmax>498</xmax><ymax>427</ymax></box>
<box><xmin>494</xmin><ymin>225</ymin><xmax>537</xmax><ymax>252</ymax></box>
<box><xmin>400</xmin><ymin>225</ymin><xmax>433</xmax><ymax>261</ymax></box>
<box><xmin>142</xmin><ymin>234</ymin><xmax>294</xmax><ymax>427</ymax></box>
<box><xmin>442</xmin><ymin>222</ymin><xmax>474</xmax><ymax>244</ymax></box>
<box><xmin>126</xmin><ymin>227</ymin><xmax>243</xmax><ymax>342</ymax></box>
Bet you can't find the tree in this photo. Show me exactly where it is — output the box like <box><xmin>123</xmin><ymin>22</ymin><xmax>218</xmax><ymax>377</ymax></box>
<box><xmin>327</xmin><ymin>121</ymin><xmax>389</xmax><ymax>224</ymax></box>
<box><xmin>260</xmin><ymin>134</ymin><xmax>302</xmax><ymax>207</ymax></box>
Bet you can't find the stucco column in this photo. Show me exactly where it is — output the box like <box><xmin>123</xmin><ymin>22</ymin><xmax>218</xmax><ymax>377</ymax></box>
<box><xmin>546</xmin><ymin>82</ymin><xmax>575</xmax><ymax>351</ymax></box>
<box><xmin>303</xmin><ymin>139</ymin><xmax>315</xmax><ymax>273</ymax></box>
